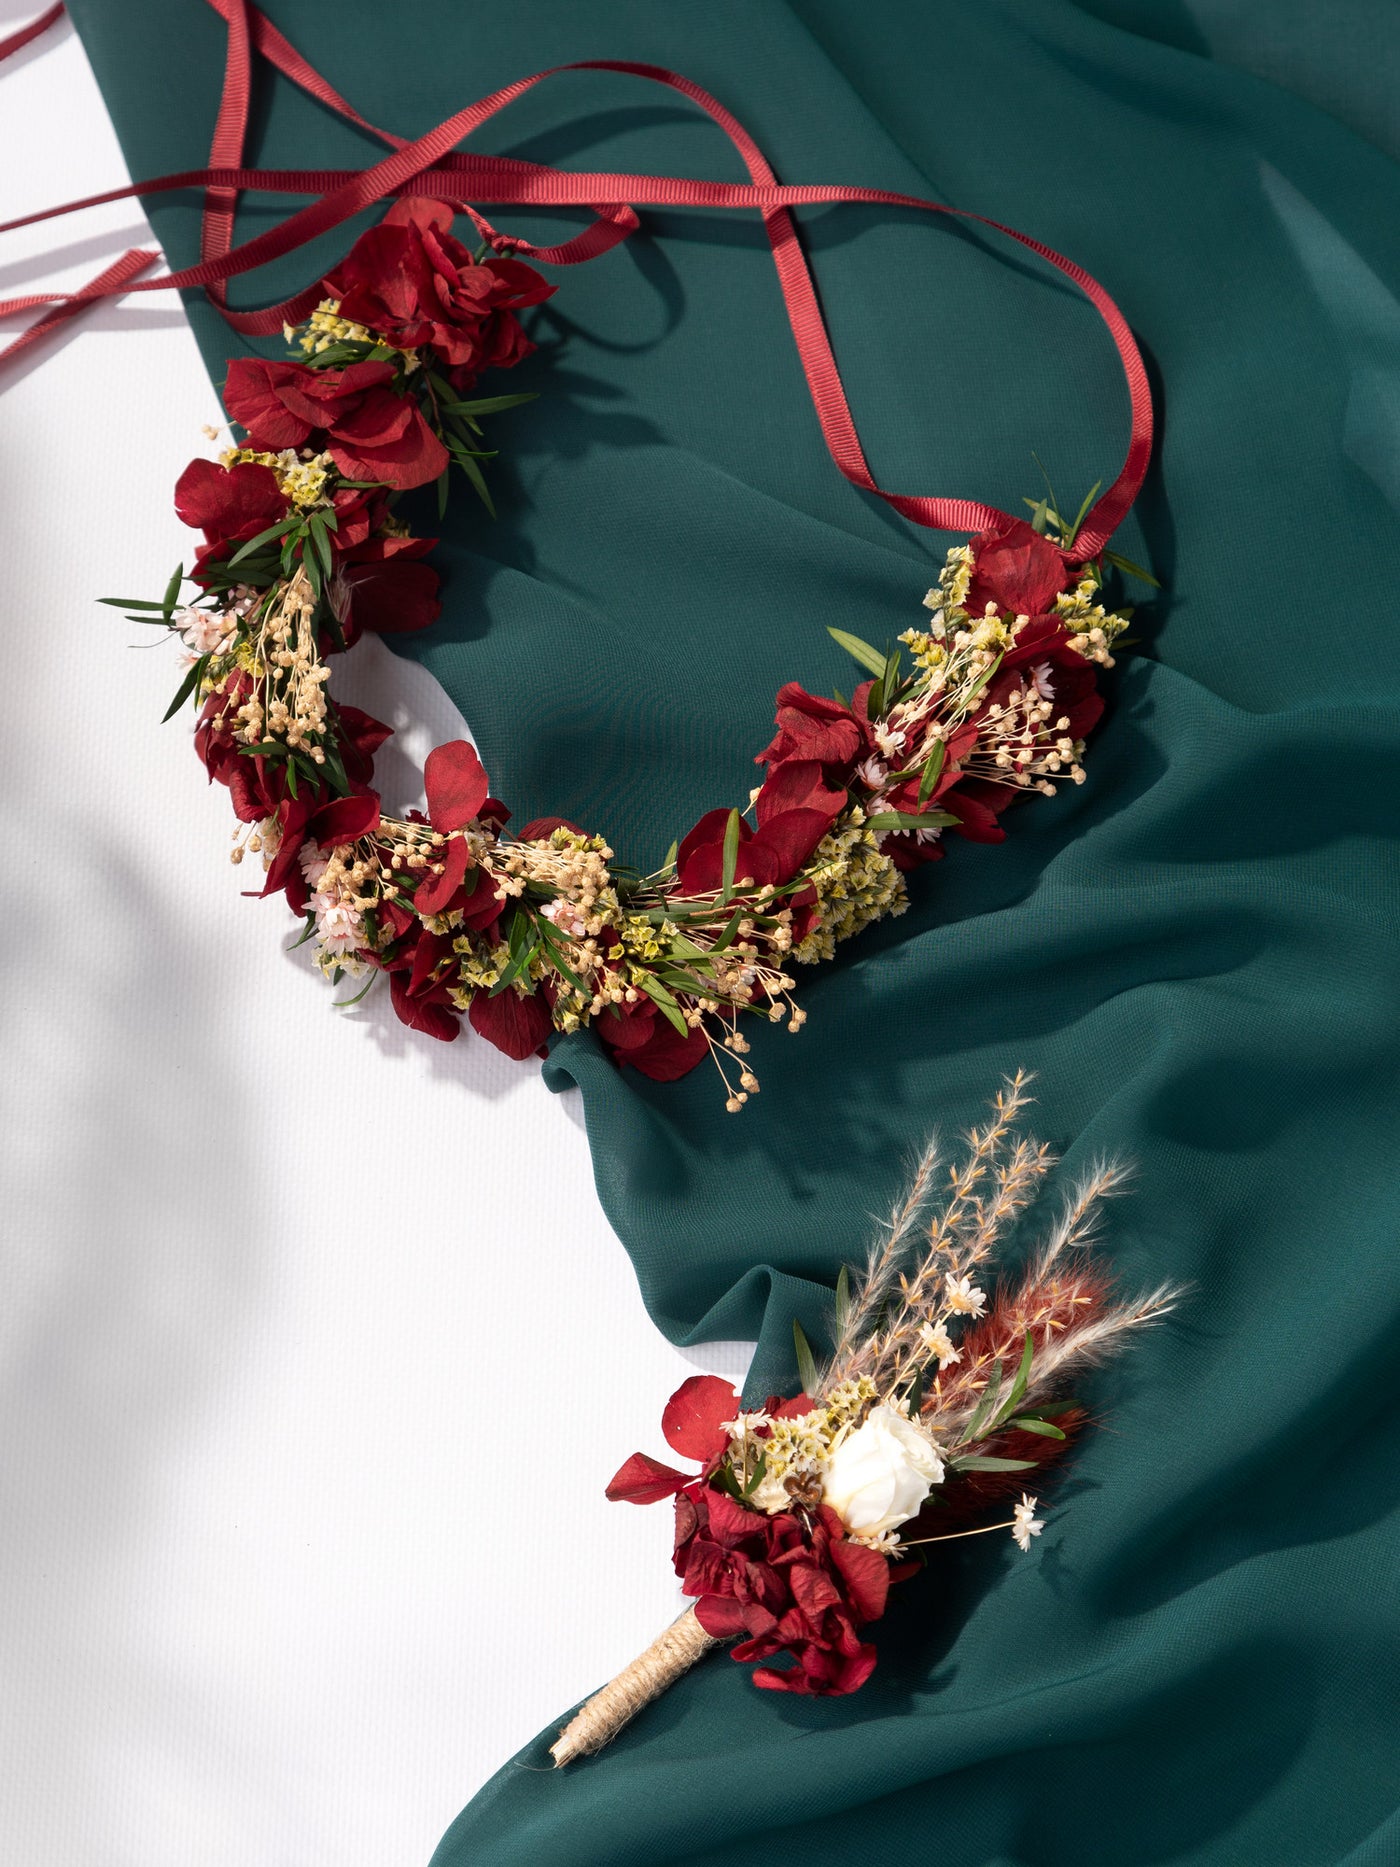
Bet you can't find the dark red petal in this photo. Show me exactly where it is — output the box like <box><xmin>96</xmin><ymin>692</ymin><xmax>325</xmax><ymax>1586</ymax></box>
<box><xmin>336</xmin><ymin>704</ymin><xmax>394</xmax><ymax>762</ymax></box>
<box><xmin>755</xmin><ymin>759</ymin><xmax>846</xmax><ymax>827</ymax></box>
<box><xmin>616</xmin><ymin>1018</ymin><xmax>710</xmax><ymax>1082</ymax></box>
<box><xmin>327</xmin><ymin>399</ymin><xmax>449</xmax><ymax>491</ymax></box>
<box><xmin>223</xmin><ymin>358</ymin><xmax>312</xmax><ymax>448</ymax></box>
<box><xmin>388</xmin><ymin>972</ymin><xmax>460</xmax><ymax>1041</ymax></box>
<box><xmin>662</xmin><ymin>1376</ymin><xmax>741</xmax><ymax>1462</ymax></box>
<box><xmin>749</xmin><ymin>806</ymin><xmax>836</xmax><ymax>883</ymax></box>
<box><xmin>328</xmin><ymin>384</ymin><xmax>413</xmax><ymax>448</ymax></box>
<box><xmin>413</xmin><ymin>835</ymin><xmax>469</xmax><ymax>916</ymax></box>
<box><xmin>604</xmin><ymin>1452</ymin><xmax>689</xmax><ymax>1505</ymax></box>
<box><xmin>342</xmin><ymin>559</ymin><xmax>441</xmax><ymax>636</ymax></box>
<box><xmin>173</xmin><ymin>458</ymin><xmax>285</xmax><ymax>538</ymax></box>
<box><xmin>829</xmin><ymin>1536</ymin><xmax>890</xmax><ymax>1625</ymax></box>
<box><xmin>693</xmin><ymin>1595</ymin><xmax>747</xmax><ymax>1638</ymax></box>
<box><xmin>515</xmin><ymin>816</ymin><xmax>585</xmax><ymax>841</ymax></box>
<box><xmin>594</xmin><ymin>1000</ymin><xmax>659</xmax><ymax>1053</ymax></box>
<box><xmin>424</xmin><ymin>740</ymin><xmax>489</xmax><ymax>832</ymax></box>
<box><xmin>943</xmin><ymin>789</ymin><xmax>1005</xmax><ymax>843</ymax></box>
<box><xmin>966</xmin><ymin>515</ymin><xmax>1070</xmax><ymax>618</ymax></box>
<box><xmin>468</xmin><ymin>986</ymin><xmax>553</xmax><ymax>1061</ymax></box>
<box><xmin>309</xmin><ymin>792</ymin><xmax>380</xmax><ymax>847</ymax></box>
<box><xmin>788</xmin><ymin>1561</ymin><xmax>843</xmax><ymax>1618</ymax></box>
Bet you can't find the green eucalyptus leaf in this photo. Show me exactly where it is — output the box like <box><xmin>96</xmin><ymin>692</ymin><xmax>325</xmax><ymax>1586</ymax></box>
<box><xmin>720</xmin><ymin>808</ymin><xmax>741</xmax><ymax>902</ymax></box>
<box><xmin>1007</xmin><ymin>1417</ymin><xmax>1066</xmax><ymax>1440</ymax></box>
<box><xmin>792</xmin><ymin>1320</ymin><xmax>819</xmax><ymax>1397</ymax></box>
<box><xmin>229</xmin><ymin>519</ymin><xmax>291</xmax><ymax>566</ymax></box>
<box><xmin>950</xmin><ymin>1454</ymin><xmax>1039</xmax><ymax>1473</ymax></box>
<box><xmin>827</xmin><ymin>627</ymin><xmax>888</xmax><ymax>677</ymax></box>
<box><xmin>161</xmin><ymin>657</ymin><xmax>206</xmax><ymax>723</ymax></box>
<box><xmin>1103</xmin><ymin>549</ymin><xmax>1161</xmax><ymax>589</ymax></box>
<box><xmin>916</xmin><ymin>740</ymin><xmax>946</xmax><ymax>806</ymax></box>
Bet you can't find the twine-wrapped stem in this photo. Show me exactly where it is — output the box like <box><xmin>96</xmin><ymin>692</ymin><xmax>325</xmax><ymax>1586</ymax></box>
<box><xmin>550</xmin><ymin>1606</ymin><xmax>720</xmax><ymax>1766</ymax></box>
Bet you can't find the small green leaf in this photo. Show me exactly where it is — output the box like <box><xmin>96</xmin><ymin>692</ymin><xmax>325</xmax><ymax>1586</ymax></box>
<box><xmin>443</xmin><ymin>391</ymin><xmax>539</xmax><ymax>416</ymax></box>
<box><xmin>1102</xmin><ymin>549</ymin><xmax>1161</xmax><ymax>589</ymax></box>
<box><xmin>792</xmin><ymin>1319</ymin><xmax>819</xmax><ymax>1397</ymax></box>
<box><xmin>741</xmin><ymin>1452</ymin><xmax>768</xmax><ymax>1498</ymax></box>
<box><xmin>960</xmin><ymin>1359</ymin><xmax>1004</xmax><ymax>1447</ymax></box>
<box><xmin>161</xmin><ymin>657</ymin><xmax>206</xmax><ymax>722</ymax></box>
<box><xmin>435</xmin><ymin>466</ymin><xmax>450</xmax><ymax>521</ymax></box>
<box><xmin>961</xmin><ymin>648</ymin><xmax>1004</xmax><ymax>709</ymax></box>
<box><xmin>1006</xmin><ymin>1416</ymin><xmax>1066</xmax><ymax>1440</ymax></box>
<box><xmin>864</xmin><ymin>809</ymin><xmax>959</xmax><ymax>834</ymax></box>
<box><xmin>991</xmin><ymin>1333</ymin><xmax>1035</xmax><ymax>1431</ymax></box>
<box><xmin>906</xmin><ymin>1365</ymin><xmax>924</xmax><ymax>1419</ymax></box>
<box><xmin>229</xmin><ymin>519</ymin><xmax>291</xmax><ymax>566</ymax></box>
<box><xmin>453</xmin><ymin>449</ymin><xmax>497</xmax><ymax>517</ymax></box>
<box><xmin>99</xmin><ymin>597</ymin><xmax>168</xmax><ymax>611</ymax></box>
<box><xmin>1065</xmin><ymin>479</ymin><xmax>1102</xmax><ymax>547</ymax></box>
<box><xmin>161</xmin><ymin>562</ymin><xmax>184</xmax><ymax>620</ymax></box>
<box><xmin>333</xmin><ymin>974</ymin><xmax>378</xmax><ymax>1009</ymax></box>
<box><xmin>827</xmin><ymin>627</ymin><xmax>888</xmax><ymax>678</ymax></box>
<box><xmin>637</xmin><ymin>973</ymin><xmax>691</xmax><ymax>1038</ymax></box>
<box><xmin>710</xmin><ymin>907</ymin><xmax>745</xmax><ymax>954</ymax></box>
<box><xmin>662</xmin><ymin>840</ymin><xmax>678</xmax><ymax>872</ymax></box>
<box><xmin>950</xmin><ymin>1454</ymin><xmax>1039</xmax><ymax>1473</ymax></box>
<box><xmin>916</xmin><ymin>739</ymin><xmax>946</xmax><ymax>807</ymax></box>
<box><xmin>720</xmin><ymin>807</ymin><xmax>741</xmax><ymax>902</ymax></box>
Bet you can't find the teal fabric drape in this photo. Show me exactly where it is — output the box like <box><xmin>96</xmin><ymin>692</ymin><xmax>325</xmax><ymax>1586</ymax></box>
<box><xmin>65</xmin><ymin>2</ymin><xmax>1400</xmax><ymax>1861</ymax></box>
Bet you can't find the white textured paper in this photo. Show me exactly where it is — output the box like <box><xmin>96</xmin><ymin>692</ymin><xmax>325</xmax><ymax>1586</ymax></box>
<box><xmin>0</xmin><ymin>19</ymin><xmax>750</xmax><ymax>1865</ymax></box>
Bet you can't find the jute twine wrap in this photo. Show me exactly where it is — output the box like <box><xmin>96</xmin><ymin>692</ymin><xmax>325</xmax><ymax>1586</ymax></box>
<box><xmin>550</xmin><ymin>1606</ymin><xmax>721</xmax><ymax>1765</ymax></box>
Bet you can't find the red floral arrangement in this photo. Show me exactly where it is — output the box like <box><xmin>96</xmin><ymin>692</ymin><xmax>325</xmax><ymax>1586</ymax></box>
<box><xmin>110</xmin><ymin>199</ymin><xmax>1149</xmax><ymax>1104</ymax></box>
<box><xmin>548</xmin><ymin>1077</ymin><xmax>1178</xmax><ymax>1760</ymax></box>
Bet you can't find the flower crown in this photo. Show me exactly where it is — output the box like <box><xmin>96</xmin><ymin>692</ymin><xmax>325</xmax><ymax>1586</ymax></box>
<box><xmin>109</xmin><ymin>198</ymin><xmax>1150</xmax><ymax>1105</ymax></box>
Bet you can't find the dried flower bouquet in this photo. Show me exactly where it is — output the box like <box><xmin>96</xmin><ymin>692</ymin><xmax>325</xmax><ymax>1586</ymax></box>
<box><xmin>554</xmin><ymin>1074</ymin><xmax>1178</xmax><ymax>1762</ymax></box>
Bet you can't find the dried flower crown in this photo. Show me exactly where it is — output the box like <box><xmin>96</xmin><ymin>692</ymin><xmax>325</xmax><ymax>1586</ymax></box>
<box><xmin>107</xmin><ymin>199</ymin><xmax>1154</xmax><ymax>1104</ymax></box>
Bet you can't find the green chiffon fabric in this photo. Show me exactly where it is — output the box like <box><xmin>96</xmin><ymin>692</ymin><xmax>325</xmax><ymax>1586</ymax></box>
<box><xmin>67</xmin><ymin>2</ymin><xmax>1400</xmax><ymax>1860</ymax></box>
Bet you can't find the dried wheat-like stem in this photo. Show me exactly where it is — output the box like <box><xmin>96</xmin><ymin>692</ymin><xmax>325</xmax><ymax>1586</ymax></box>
<box><xmin>824</xmin><ymin>1133</ymin><xmax>940</xmax><ymax>1382</ymax></box>
<box><xmin>824</xmin><ymin>1073</ymin><xmax>1035</xmax><ymax>1392</ymax></box>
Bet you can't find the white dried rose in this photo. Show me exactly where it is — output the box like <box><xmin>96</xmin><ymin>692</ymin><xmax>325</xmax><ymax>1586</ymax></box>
<box><xmin>821</xmin><ymin>1404</ymin><xmax>944</xmax><ymax>1537</ymax></box>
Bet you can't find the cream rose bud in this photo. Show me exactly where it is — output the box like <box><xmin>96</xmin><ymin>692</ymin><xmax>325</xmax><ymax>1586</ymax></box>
<box><xmin>821</xmin><ymin>1405</ymin><xmax>945</xmax><ymax>1537</ymax></box>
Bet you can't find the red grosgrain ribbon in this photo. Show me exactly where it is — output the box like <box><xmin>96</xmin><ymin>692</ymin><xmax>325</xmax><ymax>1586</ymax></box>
<box><xmin>0</xmin><ymin>0</ymin><xmax>1151</xmax><ymax>559</ymax></box>
<box><xmin>0</xmin><ymin>2</ymin><xmax>64</xmax><ymax>62</ymax></box>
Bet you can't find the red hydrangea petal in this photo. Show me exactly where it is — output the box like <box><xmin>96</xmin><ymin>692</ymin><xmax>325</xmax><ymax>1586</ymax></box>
<box><xmin>748</xmin><ymin>806</ymin><xmax>836</xmax><ymax>883</ymax></box>
<box><xmin>661</xmin><ymin>1375</ymin><xmax>741</xmax><ymax>1463</ymax></box>
<box><xmin>424</xmin><ymin>740</ymin><xmax>490</xmax><ymax>832</ymax></box>
<box><xmin>604</xmin><ymin>1452</ymin><xmax>689</xmax><ymax>1505</ymax></box>
<box><xmin>755</xmin><ymin>760</ymin><xmax>847</xmax><ymax>826</ymax></box>
<box><xmin>343</xmin><ymin>558</ymin><xmax>441</xmax><ymax>637</ymax></box>
<box><xmin>829</xmin><ymin>1536</ymin><xmax>891</xmax><ymax>1625</ymax></box>
<box><xmin>615</xmin><ymin>1018</ymin><xmax>710</xmax><ymax>1082</ymax></box>
<box><xmin>309</xmin><ymin>792</ymin><xmax>380</xmax><ymax>847</ymax></box>
<box><xmin>173</xmin><ymin>458</ymin><xmax>285</xmax><ymax>538</ymax></box>
<box><xmin>389</xmin><ymin>973</ymin><xmax>460</xmax><ymax>1041</ymax></box>
<box><xmin>966</xmin><ymin>515</ymin><xmax>1070</xmax><ymax>618</ymax></box>
<box><xmin>223</xmin><ymin>358</ymin><xmax>313</xmax><ymax>448</ymax></box>
<box><xmin>693</xmin><ymin>1595</ymin><xmax>747</xmax><ymax>1638</ymax></box>
<box><xmin>413</xmin><ymin>834</ymin><xmax>470</xmax><ymax>916</ymax></box>
<box><xmin>468</xmin><ymin>986</ymin><xmax>553</xmax><ymax>1061</ymax></box>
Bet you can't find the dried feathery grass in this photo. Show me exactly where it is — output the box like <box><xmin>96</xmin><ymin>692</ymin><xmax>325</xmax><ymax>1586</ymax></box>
<box><xmin>819</xmin><ymin>1080</ymin><xmax>1181</xmax><ymax>1442</ymax></box>
<box><xmin>823</xmin><ymin>1071</ymin><xmax>1038</xmax><ymax>1391</ymax></box>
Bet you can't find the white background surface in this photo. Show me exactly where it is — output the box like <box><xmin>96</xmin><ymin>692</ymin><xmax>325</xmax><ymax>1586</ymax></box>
<box><xmin>0</xmin><ymin>16</ymin><xmax>750</xmax><ymax>1864</ymax></box>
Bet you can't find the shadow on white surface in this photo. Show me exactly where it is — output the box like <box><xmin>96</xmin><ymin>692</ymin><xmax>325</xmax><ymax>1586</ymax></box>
<box><xmin>0</xmin><ymin>31</ymin><xmax>754</xmax><ymax>1867</ymax></box>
